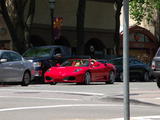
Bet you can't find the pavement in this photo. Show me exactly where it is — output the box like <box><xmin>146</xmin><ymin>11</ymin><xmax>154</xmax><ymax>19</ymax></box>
<box><xmin>0</xmin><ymin>83</ymin><xmax>160</xmax><ymax>120</ymax></box>
<box><xmin>108</xmin><ymin>88</ymin><xmax>160</xmax><ymax>120</ymax></box>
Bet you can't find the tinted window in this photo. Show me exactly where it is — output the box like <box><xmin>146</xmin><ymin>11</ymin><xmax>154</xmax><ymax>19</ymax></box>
<box><xmin>109</xmin><ymin>59</ymin><xmax>122</xmax><ymax>65</ymax></box>
<box><xmin>1</xmin><ymin>52</ymin><xmax>12</xmax><ymax>62</ymax></box>
<box><xmin>1</xmin><ymin>52</ymin><xmax>22</xmax><ymax>62</ymax></box>
<box><xmin>156</xmin><ymin>48</ymin><xmax>160</xmax><ymax>57</ymax></box>
<box><xmin>10</xmin><ymin>52</ymin><xmax>22</xmax><ymax>61</ymax></box>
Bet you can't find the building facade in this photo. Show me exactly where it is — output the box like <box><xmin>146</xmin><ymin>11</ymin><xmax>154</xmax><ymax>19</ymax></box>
<box><xmin>30</xmin><ymin>0</ymin><xmax>116</xmax><ymax>57</ymax></box>
<box><xmin>0</xmin><ymin>15</ymin><xmax>12</xmax><ymax>50</ymax></box>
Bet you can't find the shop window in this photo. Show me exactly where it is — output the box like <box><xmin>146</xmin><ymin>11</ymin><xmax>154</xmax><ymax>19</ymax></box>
<box><xmin>134</xmin><ymin>33</ymin><xmax>145</xmax><ymax>42</ymax></box>
<box><xmin>129</xmin><ymin>33</ymin><xmax>135</xmax><ymax>41</ymax></box>
<box><xmin>144</xmin><ymin>36</ymin><xmax>150</xmax><ymax>42</ymax></box>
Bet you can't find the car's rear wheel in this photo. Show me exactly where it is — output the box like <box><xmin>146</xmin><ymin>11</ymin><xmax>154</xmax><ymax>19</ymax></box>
<box><xmin>119</xmin><ymin>72</ymin><xmax>123</xmax><ymax>82</ymax></box>
<box><xmin>50</xmin><ymin>82</ymin><xmax>57</xmax><ymax>85</ymax></box>
<box><xmin>106</xmin><ymin>71</ymin><xmax>115</xmax><ymax>84</ymax></box>
<box><xmin>21</xmin><ymin>71</ymin><xmax>30</xmax><ymax>86</ymax></box>
<box><xmin>142</xmin><ymin>71</ymin><xmax>150</xmax><ymax>82</ymax></box>
<box><xmin>84</xmin><ymin>72</ymin><xmax>91</xmax><ymax>85</ymax></box>
<box><xmin>157</xmin><ymin>78</ymin><xmax>160</xmax><ymax>88</ymax></box>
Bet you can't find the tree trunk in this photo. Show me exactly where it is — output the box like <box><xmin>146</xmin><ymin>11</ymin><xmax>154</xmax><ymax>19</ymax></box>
<box><xmin>24</xmin><ymin>0</ymin><xmax>35</xmax><ymax>48</ymax></box>
<box><xmin>0</xmin><ymin>0</ymin><xmax>35</xmax><ymax>53</ymax></box>
<box><xmin>0</xmin><ymin>1</ymin><xmax>16</xmax><ymax>45</ymax></box>
<box><xmin>76</xmin><ymin>0</ymin><xmax>86</xmax><ymax>55</ymax></box>
<box><xmin>114</xmin><ymin>0</ymin><xmax>123</xmax><ymax>55</ymax></box>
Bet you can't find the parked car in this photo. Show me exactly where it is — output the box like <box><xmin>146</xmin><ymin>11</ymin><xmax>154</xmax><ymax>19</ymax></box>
<box><xmin>151</xmin><ymin>47</ymin><xmax>160</xmax><ymax>88</ymax></box>
<box><xmin>98</xmin><ymin>57</ymin><xmax>151</xmax><ymax>82</ymax></box>
<box><xmin>0</xmin><ymin>50</ymin><xmax>35</xmax><ymax>86</ymax></box>
<box><xmin>23</xmin><ymin>45</ymin><xmax>72</xmax><ymax>81</ymax></box>
<box><xmin>44</xmin><ymin>58</ymin><xmax>116</xmax><ymax>85</ymax></box>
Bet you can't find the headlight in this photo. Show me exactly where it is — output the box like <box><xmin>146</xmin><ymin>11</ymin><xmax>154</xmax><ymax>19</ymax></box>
<box><xmin>33</xmin><ymin>62</ymin><xmax>42</xmax><ymax>67</ymax></box>
<box><xmin>74</xmin><ymin>69</ymin><xmax>82</xmax><ymax>72</ymax></box>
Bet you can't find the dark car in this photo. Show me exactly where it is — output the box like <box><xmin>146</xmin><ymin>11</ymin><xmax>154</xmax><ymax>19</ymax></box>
<box><xmin>98</xmin><ymin>57</ymin><xmax>151</xmax><ymax>82</ymax></box>
<box><xmin>23</xmin><ymin>45</ymin><xmax>72</xmax><ymax>81</ymax></box>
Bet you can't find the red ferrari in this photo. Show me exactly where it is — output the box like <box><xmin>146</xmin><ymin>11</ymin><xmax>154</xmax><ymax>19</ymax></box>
<box><xmin>44</xmin><ymin>58</ymin><xmax>116</xmax><ymax>85</ymax></box>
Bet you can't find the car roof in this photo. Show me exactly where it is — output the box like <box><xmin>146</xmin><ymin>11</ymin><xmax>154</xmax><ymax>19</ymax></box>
<box><xmin>28</xmin><ymin>45</ymin><xmax>69</xmax><ymax>49</ymax></box>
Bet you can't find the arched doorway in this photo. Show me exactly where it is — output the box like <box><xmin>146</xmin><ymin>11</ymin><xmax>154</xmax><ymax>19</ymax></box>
<box><xmin>85</xmin><ymin>38</ymin><xmax>105</xmax><ymax>58</ymax></box>
<box><xmin>120</xmin><ymin>25</ymin><xmax>158</xmax><ymax>63</ymax></box>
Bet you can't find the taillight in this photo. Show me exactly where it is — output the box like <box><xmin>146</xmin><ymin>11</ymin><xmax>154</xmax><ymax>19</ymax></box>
<box><xmin>151</xmin><ymin>61</ymin><xmax>155</xmax><ymax>69</ymax></box>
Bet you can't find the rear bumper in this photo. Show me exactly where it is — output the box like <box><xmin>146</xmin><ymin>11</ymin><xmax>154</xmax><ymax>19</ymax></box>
<box><xmin>151</xmin><ymin>70</ymin><xmax>160</xmax><ymax>78</ymax></box>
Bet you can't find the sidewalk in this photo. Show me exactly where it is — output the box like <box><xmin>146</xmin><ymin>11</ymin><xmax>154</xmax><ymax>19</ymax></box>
<box><xmin>110</xmin><ymin>115</ymin><xmax>160</xmax><ymax>120</ymax></box>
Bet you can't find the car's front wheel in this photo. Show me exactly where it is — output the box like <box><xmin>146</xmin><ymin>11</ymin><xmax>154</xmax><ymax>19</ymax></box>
<box><xmin>21</xmin><ymin>71</ymin><xmax>31</xmax><ymax>86</ymax></box>
<box><xmin>106</xmin><ymin>71</ymin><xmax>115</xmax><ymax>84</ymax></box>
<box><xmin>84</xmin><ymin>72</ymin><xmax>91</xmax><ymax>85</ymax></box>
<box><xmin>50</xmin><ymin>82</ymin><xmax>57</xmax><ymax>85</ymax></box>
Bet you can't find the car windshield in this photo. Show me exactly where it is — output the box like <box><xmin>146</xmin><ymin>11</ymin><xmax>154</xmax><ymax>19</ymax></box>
<box><xmin>156</xmin><ymin>48</ymin><xmax>160</xmax><ymax>57</ymax></box>
<box><xmin>108</xmin><ymin>58</ymin><xmax>122</xmax><ymax>65</ymax></box>
<box><xmin>23</xmin><ymin>47</ymin><xmax>52</xmax><ymax>57</ymax></box>
<box><xmin>61</xmin><ymin>59</ymin><xmax>89</xmax><ymax>67</ymax></box>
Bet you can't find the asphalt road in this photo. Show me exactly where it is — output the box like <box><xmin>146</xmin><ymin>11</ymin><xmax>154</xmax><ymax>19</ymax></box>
<box><xmin>0</xmin><ymin>82</ymin><xmax>160</xmax><ymax>120</ymax></box>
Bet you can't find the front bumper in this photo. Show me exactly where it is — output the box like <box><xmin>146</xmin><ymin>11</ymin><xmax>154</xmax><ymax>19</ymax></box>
<box><xmin>44</xmin><ymin>73</ymin><xmax>84</xmax><ymax>83</ymax></box>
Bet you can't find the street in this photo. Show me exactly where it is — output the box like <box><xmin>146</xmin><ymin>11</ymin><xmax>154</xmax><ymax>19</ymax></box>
<box><xmin>0</xmin><ymin>82</ymin><xmax>160</xmax><ymax>120</ymax></box>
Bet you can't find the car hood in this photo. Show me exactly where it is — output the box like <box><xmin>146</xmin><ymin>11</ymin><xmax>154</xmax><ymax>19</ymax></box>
<box><xmin>24</xmin><ymin>56</ymin><xmax>52</xmax><ymax>62</ymax></box>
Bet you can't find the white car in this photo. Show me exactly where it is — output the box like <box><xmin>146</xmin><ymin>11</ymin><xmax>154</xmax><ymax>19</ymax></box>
<box><xmin>0</xmin><ymin>50</ymin><xmax>35</xmax><ymax>86</ymax></box>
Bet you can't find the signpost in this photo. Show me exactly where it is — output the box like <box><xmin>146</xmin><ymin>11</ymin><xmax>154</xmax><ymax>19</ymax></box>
<box><xmin>123</xmin><ymin>0</ymin><xmax>130</xmax><ymax>120</ymax></box>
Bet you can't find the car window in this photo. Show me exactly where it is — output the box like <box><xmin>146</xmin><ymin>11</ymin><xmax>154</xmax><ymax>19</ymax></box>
<box><xmin>109</xmin><ymin>59</ymin><xmax>122</xmax><ymax>65</ymax></box>
<box><xmin>54</xmin><ymin>48</ymin><xmax>62</xmax><ymax>55</ymax></box>
<box><xmin>156</xmin><ymin>48</ymin><xmax>160</xmax><ymax>57</ymax></box>
<box><xmin>9</xmin><ymin>52</ymin><xmax>22</xmax><ymax>61</ymax></box>
<box><xmin>1</xmin><ymin>52</ymin><xmax>22</xmax><ymax>62</ymax></box>
<box><xmin>1</xmin><ymin>52</ymin><xmax>12</xmax><ymax>62</ymax></box>
<box><xmin>61</xmin><ymin>59</ymin><xmax>89</xmax><ymax>67</ymax></box>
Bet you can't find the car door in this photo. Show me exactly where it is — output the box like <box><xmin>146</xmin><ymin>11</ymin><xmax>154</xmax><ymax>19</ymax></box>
<box><xmin>9</xmin><ymin>52</ymin><xmax>25</xmax><ymax>82</ymax></box>
<box><xmin>90</xmin><ymin>62</ymin><xmax>104</xmax><ymax>81</ymax></box>
<box><xmin>0</xmin><ymin>52</ymin><xmax>15</xmax><ymax>82</ymax></box>
<box><xmin>0</xmin><ymin>52</ymin><xmax>25</xmax><ymax>82</ymax></box>
<box><xmin>129</xmin><ymin>59</ymin><xmax>144</xmax><ymax>78</ymax></box>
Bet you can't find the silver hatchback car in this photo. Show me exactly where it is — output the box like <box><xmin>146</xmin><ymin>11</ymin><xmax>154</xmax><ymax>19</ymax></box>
<box><xmin>151</xmin><ymin>47</ymin><xmax>160</xmax><ymax>88</ymax></box>
<box><xmin>0</xmin><ymin>50</ymin><xmax>35</xmax><ymax>86</ymax></box>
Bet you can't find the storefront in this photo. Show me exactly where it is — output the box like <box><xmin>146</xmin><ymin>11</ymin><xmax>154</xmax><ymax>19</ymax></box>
<box><xmin>120</xmin><ymin>25</ymin><xmax>158</xmax><ymax>63</ymax></box>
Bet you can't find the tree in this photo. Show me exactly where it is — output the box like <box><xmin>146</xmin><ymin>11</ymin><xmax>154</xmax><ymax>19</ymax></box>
<box><xmin>76</xmin><ymin>0</ymin><xmax>86</xmax><ymax>55</ymax></box>
<box><xmin>114</xmin><ymin>0</ymin><xmax>123</xmax><ymax>55</ymax></box>
<box><xmin>0</xmin><ymin>0</ymin><xmax>35</xmax><ymax>53</ymax></box>
<box><xmin>129</xmin><ymin>0</ymin><xmax>160</xmax><ymax>25</ymax></box>
<box><xmin>129</xmin><ymin>0</ymin><xmax>160</xmax><ymax>44</ymax></box>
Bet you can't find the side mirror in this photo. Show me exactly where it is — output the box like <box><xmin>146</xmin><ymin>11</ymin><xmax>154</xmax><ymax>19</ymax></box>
<box><xmin>0</xmin><ymin>58</ymin><xmax>7</xmax><ymax>63</ymax></box>
<box><xmin>56</xmin><ymin>63</ymin><xmax>60</xmax><ymax>67</ymax></box>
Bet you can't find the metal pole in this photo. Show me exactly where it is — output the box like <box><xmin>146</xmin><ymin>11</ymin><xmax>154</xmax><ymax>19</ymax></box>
<box><xmin>123</xmin><ymin>0</ymin><xmax>130</xmax><ymax>120</ymax></box>
<box><xmin>50</xmin><ymin>9</ymin><xmax>54</xmax><ymax>45</ymax></box>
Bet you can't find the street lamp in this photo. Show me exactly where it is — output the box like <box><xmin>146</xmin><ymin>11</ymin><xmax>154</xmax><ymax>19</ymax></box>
<box><xmin>48</xmin><ymin>0</ymin><xmax>56</xmax><ymax>44</ymax></box>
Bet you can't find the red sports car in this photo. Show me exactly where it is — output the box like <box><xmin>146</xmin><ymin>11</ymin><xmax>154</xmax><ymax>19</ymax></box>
<box><xmin>44</xmin><ymin>58</ymin><xmax>116</xmax><ymax>85</ymax></box>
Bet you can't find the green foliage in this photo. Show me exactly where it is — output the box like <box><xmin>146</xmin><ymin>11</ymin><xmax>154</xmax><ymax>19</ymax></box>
<box><xmin>129</xmin><ymin>0</ymin><xmax>160</xmax><ymax>24</ymax></box>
